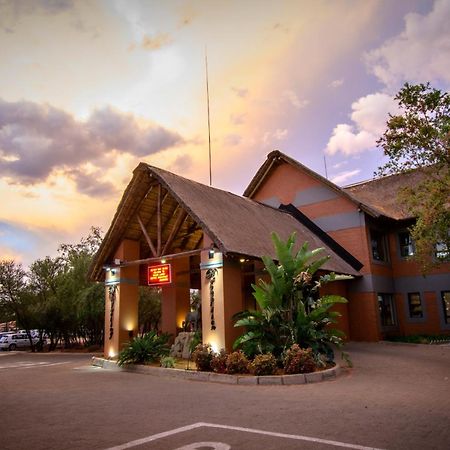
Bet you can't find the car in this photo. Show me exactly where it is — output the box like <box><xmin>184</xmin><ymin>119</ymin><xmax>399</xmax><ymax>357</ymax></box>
<box><xmin>0</xmin><ymin>333</ymin><xmax>40</xmax><ymax>351</ymax></box>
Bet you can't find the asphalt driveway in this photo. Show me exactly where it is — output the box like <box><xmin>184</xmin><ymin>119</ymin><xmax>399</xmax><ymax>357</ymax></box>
<box><xmin>0</xmin><ymin>342</ymin><xmax>449</xmax><ymax>450</ymax></box>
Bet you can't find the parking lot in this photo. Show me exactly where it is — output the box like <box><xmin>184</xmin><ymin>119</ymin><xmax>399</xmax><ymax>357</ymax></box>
<box><xmin>0</xmin><ymin>342</ymin><xmax>449</xmax><ymax>450</ymax></box>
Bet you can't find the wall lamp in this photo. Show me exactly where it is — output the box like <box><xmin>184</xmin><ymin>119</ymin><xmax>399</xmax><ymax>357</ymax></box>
<box><xmin>208</xmin><ymin>245</ymin><xmax>215</xmax><ymax>259</ymax></box>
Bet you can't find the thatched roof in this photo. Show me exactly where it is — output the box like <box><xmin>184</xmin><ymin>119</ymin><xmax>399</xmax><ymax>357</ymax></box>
<box><xmin>88</xmin><ymin>163</ymin><xmax>360</xmax><ymax>281</ymax></box>
<box><xmin>245</xmin><ymin>150</ymin><xmax>422</xmax><ymax>220</ymax></box>
<box><xmin>343</xmin><ymin>170</ymin><xmax>426</xmax><ymax>220</ymax></box>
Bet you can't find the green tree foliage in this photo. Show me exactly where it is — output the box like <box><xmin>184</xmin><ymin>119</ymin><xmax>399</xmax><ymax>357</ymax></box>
<box><xmin>377</xmin><ymin>82</ymin><xmax>450</xmax><ymax>269</ymax></box>
<box><xmin>0</xmin><ymin>227</ymin><xmax>105</xmax><ymax>350</ymax></box>
<box><xmin>138</xmin><ymin>286</ymin><xmax>162</xmax><ymax>335</ymax></box>
<box><xmin>0</xmin><ymin>260</ymin><xmax>38</xmax><ymax>349</ymax></box>
<box><xmin>233</xmin><ymin>232</ymin><xmax>351</xmax><ymax>361</ymax></box>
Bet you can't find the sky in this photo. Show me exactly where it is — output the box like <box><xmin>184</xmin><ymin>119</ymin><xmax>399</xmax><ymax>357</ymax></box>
<box><xmin>0</xmin><ymin>0</ymin><xmax>449</xmax><ymax>267</ymax></box>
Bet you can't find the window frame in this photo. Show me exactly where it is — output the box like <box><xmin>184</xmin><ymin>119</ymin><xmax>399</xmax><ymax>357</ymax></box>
<box><xmin>370</xmin><ymin>229</ymin><xmax>390</xmax><ymax>263</ymax></box>
<box><xmin>377</xmin><ymin>293</ymin><xmax>397</xmax><ymax>328</ymax></box>
<box><xmin>398</xmin><ymin>230</ymin><xmax>415</xmax><ymax>259</ymax></box>
<box><xmin>407</xmin><ymin>292</ymin><xmax>423</xmax><ymax>319</ymax></box>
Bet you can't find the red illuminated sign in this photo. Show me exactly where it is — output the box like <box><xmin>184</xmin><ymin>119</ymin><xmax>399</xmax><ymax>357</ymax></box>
<box><xmin>148</xmin><ymin>264</ymin><xmax>172</xmax><ymax>286</ymax></box>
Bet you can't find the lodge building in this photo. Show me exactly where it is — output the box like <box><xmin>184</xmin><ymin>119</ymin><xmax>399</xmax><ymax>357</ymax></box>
<box><xmin>88</xmin><ymin>151</ymin><xmax>450</xmax><ymax>357</ymax></box>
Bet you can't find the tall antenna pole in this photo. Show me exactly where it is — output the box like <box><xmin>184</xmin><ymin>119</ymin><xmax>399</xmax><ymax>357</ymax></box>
<box><xmin>205</xmin><ymin>46</ymin><xmax>212</xmax><ymax>186</ymax></box>
<box><xmin>323</xmin><ymin>155</ymin><xmax>329</xmax><ymax>179</ymax></box>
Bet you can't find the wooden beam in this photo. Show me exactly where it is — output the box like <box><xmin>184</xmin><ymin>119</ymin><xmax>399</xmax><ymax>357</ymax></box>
<box><xmin>116</xmin><ymin>248</ymin><xmax>208</xmax><ymax>267</ymax></box>
<box><xmin>161</xmin><ymin>209</ymin><xmax>188</xmax><ymax>256</ymax></box>
<box><xmin>137</xmin><ymin>214</ymin><xmax>157</xmax><ymax>257</ymax></box>
<box><xmin>157</xmin><ymin>184</ymin><xmax>162</xmax><ymax>256</ymax></box>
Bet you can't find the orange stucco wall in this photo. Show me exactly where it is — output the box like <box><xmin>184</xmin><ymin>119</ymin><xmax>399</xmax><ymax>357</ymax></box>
<box><xmin>104</xmin><ymin>239</ymin><xmax>140</xmax><ymax>358</ymax></box>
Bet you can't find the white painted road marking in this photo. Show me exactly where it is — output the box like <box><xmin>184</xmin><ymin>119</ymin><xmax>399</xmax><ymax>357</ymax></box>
<box><xmin>104</xmin><ymin>422</ymin><xmax>387</xmax><ymax>450</ymax></box>
<box><xmin>0</xmin><ymin>361</ymin><xmax>70</xmax><ymax>370</ymax></box>
<box><xmin>175</xmin><ymin>443</ymin><xmax>231</xmax><ymax>450</ymax></box>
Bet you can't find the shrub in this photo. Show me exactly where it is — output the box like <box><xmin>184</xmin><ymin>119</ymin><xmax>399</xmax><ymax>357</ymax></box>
<box><xmin>192</xmin><ymin>344</ymin><xmax>213</xmax><ymax>371</ymax></box>
<box><xmin>226</xmin><ymin>350</ymin><xmax>249</xmax><ymax>374</ymax></box>
<box><xmin>249</xmin><ymin>353</ymin><xmax>278</xmax><ymax>376</ymax></box>
<box><xmin>160</xmin><ymin>356</ymin><xmax>175</xmax><ymax>368</ymax></box>
<box><xmin>211</xmin><ymin>349</ymin><xmax>228</xmax><ymax>373</ymax></box>
<box><xmin>117</xmin><ymin>331</ymin><xmax>170</xmax><ymax>367</ymax></box>
<box><xmin>283</xmin><ymin>344</ymin><xmax>317</xmax><ymax>374</ymax></box>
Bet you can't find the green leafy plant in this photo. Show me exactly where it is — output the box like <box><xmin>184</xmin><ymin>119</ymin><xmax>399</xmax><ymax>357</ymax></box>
<box><xmin>192</xmin><ymin>343</ymin><xmax>213</xmax><ymax>371</ymax></box>
<box><xmin>234</xmin><ymin>232</ymin><xmax>351</xmax><ymax>361</ymax></box>
<box><xmin>117</xmin><ymin>331</ymin><xmax>170</xmax><ymax>367</ymax></box>
<box><xmin>226</xmin><ymin>350</ymin><xmax>249</xmax><ymax>374</ymax></box>
<box><xmin>210</xmin><ymin>349</ymin><xmax>228</xmax><ymax>373</ymax></box>
<box><xmin>249</xmin><ymin>353</ymin><xmax>278</xmax><ymax>376</ymax></box>
<box><xmin>160</xmin><ymin>356</ymin><xmax>176</xmax><ymax>368</ymax></box>
<box><xmin>376</xmin><ymin>82</ymin><xmax>450</xmax><ymax>271</ymax></box>
<box><xmin>283</xmin><ymin>344</ymin><xmax>317</xmax><ymax>374</ymax></box>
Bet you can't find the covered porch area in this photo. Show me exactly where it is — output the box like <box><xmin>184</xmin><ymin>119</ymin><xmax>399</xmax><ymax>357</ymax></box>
<box><xmin>88</xmin><ymin>163</ymin><xmax>359</xmax><ymax>358</ymax></box>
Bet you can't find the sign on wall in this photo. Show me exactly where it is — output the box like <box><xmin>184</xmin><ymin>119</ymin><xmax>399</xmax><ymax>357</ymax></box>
<box><xmin>148</xmin><ymin>263</ymin><xmax>172</xmax><ymax>286</ymax></box>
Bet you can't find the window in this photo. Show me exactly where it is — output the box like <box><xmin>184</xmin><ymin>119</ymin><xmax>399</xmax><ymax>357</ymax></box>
<box><xmin>399</xmin><ymin>231</ymin><xmax>415</xmax><ymax>257</ymax></box>
<box><xmin>435</xmin><ymin>242</ymin><xmax>449</xmax><ymax>261</ymax></box>
<box><xmin>371</xmin><ymin>230</ymin><xmax>389</xmax><ymax>262</ymax></box>
<box><xmin>378</xmin><ymin>294</ymin><xmax>397</xmax><ymax>327</ymax></box>
<box><xmin>407</xmin><ymin>292</ymin><xmax>423</xmax><ymax>318</ymax></box>
<box><xmin>442</xmin><ymin>291</ymin><xmax>450</xmax><ymax>324</ymax></box>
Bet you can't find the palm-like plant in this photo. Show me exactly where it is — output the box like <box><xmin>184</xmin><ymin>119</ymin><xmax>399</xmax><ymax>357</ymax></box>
<box><xmin>117</xmin><ymin>331</ymin><xmax>170</xmax><ymax>367</ymax></box>
<box><xmin>233</xmin><ymin>232</ymin><xmax>351</xmax><ymax>361</ymax></box>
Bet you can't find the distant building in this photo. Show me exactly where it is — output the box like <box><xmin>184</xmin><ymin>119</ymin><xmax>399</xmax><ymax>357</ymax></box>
<box><xmin>89</xmin><ymin>151</ymin><xmax>449</xmax><ymax>356</ymax></box>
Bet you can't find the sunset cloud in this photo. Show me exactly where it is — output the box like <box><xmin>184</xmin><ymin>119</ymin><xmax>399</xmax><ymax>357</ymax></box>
<box><xmin>325</xmin><ymin>93</ymin><xmax>399</xmax><ymax>156</ymax></box>
<box><xmin>364</xmin><ymin>0</ymin><xmax>450</xmax><ymax>88</ymax></box>
<box><xmin>141</xmin><ymin>32</ymin><xmax>173</xmax><ymax>51</ymax></box>
<box><xmin>331</xmin><ymin>169</ymin><xmax>361</xmax><ymax>185</ymax></box>
<box><xmin>0</xmin><ymin>99</ymin><xmax>183</xmax><ymax>191</ymax></box>
<box><xmin>283</xmin><ymin>90</ymin><xmax>309</xmax><ymax>110</ymax></box>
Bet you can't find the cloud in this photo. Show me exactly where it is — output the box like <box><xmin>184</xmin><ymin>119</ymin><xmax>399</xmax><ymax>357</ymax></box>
<box><xmin>364</xmin><ymin>0</ymin><xmax>450</xmax><ymax>89</ymax></box>
<box><xmin>0</xmin><ymin>219</ymin><xmax>70</xmax><ymax>267</ymax></box>
<box><xmin>169</xmin><ymin>154</ymin><xmax>193</xmax><ymax>174</ymax></box>
<box><xmin>329</xmin><ymin>79</ymin><xmax>344</xmax><ymax>88</ymax></box>
<box><xmin>129</xmin><ymin>32</ymin><xmax>173</xmax><ymax>52</ymax></box>
<box><xmin>67</xmin><ymin>169</ymin><xmax>117</xmax><ymax>198</ymax></box>
<box><xmin>273</xmin><ymin>23</ymin><xmax>289</xmax><ymax>34</ymax></box>
<box><xmin>325</xmin><ymin>93</ymin><xmax>398</xmax><ymax>156</ymax></box>
<box><xmin>0</xmin><ymin>0</ymin><xmax>74</xmax><ymax>32</ymax></box>
<box><xmin>0</xmin><ymin>99</ymin><xmax>183</xmax><ymax>192</ymax></box>
<box><xmin>283</xmin><ymin>90</ymin><xmax>309</xmax><ymax>109</ymax></box>
<box><xmin>262</xmin><ymin>128</ymin><xmax>288</xmax><ymax>146</ymax></box>
<box><xmin>231</xmin><ymin>86</ymin><xmax>248</xmax><ymax>98</ymax></box>
<box><xmin>230</xmin><ymin>113</ymin><xmax>246</xmax><ymax>125</ymax></box>
<box><xmin>330</xmin><ymin>169</ymin><xmax>361</xmax><ymax>185</ymax></box>
<box><xmin>223</xmin><ymin>134</ymin><xmax>242</xmax><ymax>146</ymax></box>
<box><xmin>141</xmin><ymin>32</ymin><xmax>173</xmax><ymax>51</ymax></box>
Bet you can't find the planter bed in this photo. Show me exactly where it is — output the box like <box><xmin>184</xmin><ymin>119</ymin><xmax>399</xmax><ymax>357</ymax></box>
<box><xmin>91</xmin><ymin>357</ymin><xmax>341</xmax><ymax>385</ymax></box>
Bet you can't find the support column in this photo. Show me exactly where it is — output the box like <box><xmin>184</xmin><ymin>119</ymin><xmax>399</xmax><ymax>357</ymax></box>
<box><xmin>200</xmin><ymin>236</ymin><xmax>244</xmax><ymax>352</ymax></box>
<box><xmin>104</xmin><ymin>239</ymin><xmax>140</xmax><ymax>358</ymax></box>
<box><xmin>160</xmin><ymin>256</ymin><xmax>190</xmax><ymax>338</ymax></box>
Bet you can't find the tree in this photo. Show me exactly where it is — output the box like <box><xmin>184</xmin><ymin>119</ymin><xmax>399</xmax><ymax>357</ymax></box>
<box><xmin>0</xmin><ymin>260</ymin><xmax>37</xmax><ymax>350</ymax></box>
<box><xmin>377</xmin><ymin>82</ymin><xmax>450</xmax><ymax>269</ymax></box>
<box><xmin>138</xmin><ymin>286</ymin><xmax>161</xmax><ymax>335</ymax></box>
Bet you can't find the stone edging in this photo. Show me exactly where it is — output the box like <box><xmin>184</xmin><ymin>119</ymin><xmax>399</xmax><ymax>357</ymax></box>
<box><xmin>91</xmin><ymin>357</ymin><xmax>341</xmax><ymax>385</ymax></box>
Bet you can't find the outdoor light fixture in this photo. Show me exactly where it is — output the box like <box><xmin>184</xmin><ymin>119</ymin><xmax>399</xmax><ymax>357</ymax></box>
<box><xmin>208</xmin><ymin>245</ymin><xmax>215</xmax><ymax>259</ymax></box>
<box><xmin>161</xmin><ymin>258</ymin><xmax>167</xmax><ymax>264</ymax></box>
<box><xmin>239</xmin><ymin>258</ymin><xmax>245</xmax><ymax>263</ymax></box>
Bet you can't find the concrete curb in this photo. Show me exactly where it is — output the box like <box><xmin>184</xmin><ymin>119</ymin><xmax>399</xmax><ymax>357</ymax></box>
<box><xmin>92</xmin><ymin>357</ymin><xmax>341</xmax><ymax>385</ymax></box>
